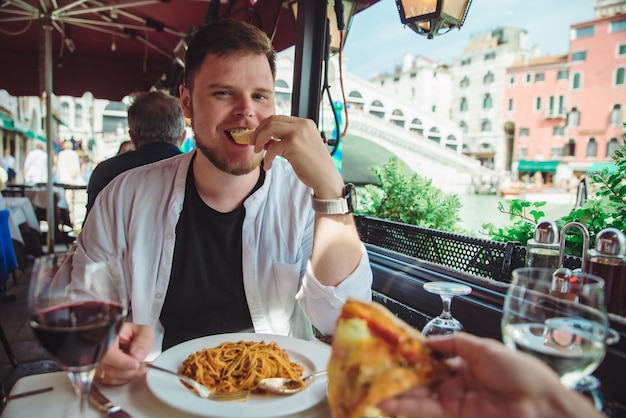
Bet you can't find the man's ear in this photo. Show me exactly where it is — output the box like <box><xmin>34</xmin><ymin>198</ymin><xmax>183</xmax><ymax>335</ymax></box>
<box><xmin>128</xmin><ymin>130</ymin><xmax>139</xmax><ymax>150</ymax></box>
<box><xmin>179</xmin><ymin>84</ymin><xmax>192</xmax><ymax>118</ymax></box>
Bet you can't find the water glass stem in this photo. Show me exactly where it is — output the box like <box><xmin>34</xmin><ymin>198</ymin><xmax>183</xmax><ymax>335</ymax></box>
<box><xmin>440</xmin><ymin>295</ymin><xmax>453</xmax><ymax>319</ymax></box>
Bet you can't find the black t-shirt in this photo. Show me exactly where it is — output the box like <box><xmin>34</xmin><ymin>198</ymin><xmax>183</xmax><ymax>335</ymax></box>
<box><xmin>160</xmin><ymin>164</ymin><xmax>263</xmax><ymax>350</ymax></box>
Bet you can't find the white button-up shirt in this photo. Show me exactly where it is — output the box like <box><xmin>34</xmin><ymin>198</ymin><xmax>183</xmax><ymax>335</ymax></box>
<box><xmin>74</xmin><ymin>151</ymin><xmax>372</xmax><ymax>356</ymax></box>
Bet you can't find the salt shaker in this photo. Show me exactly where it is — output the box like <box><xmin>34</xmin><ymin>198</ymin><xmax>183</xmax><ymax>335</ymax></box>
<box><xmin>526</xmin><ymin>220</ymin><xmax>560</xmax><ymax>269</ymax></box>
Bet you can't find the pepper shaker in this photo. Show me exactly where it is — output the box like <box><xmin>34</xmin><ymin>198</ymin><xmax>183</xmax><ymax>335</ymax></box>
<box><xmin>586</xmin><ymin>228</ymin><xmax>626</xmax><ymax>317</ymax></box>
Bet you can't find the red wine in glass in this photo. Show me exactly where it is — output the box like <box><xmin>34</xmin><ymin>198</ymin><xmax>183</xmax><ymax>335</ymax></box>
<box><xmin>30</xmin><ymin>301</ymin><xmax>125</xmax><ymax>368</ymax></box>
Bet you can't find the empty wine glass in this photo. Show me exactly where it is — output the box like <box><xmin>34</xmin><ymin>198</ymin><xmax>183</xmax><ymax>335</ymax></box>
<box><xmin>28</xmin><ymin>252</ymin><xmax>128</xmax><ymax>416</ymax></box>
<box><xmin>501</xmin><ymin>267</ymin><xmax>617</xmax><ymax>392</ymax></box>
<box><xmin>422</xmin><ymin>281</ymin><xmax>472</xmax><ymax>336</ymax></box>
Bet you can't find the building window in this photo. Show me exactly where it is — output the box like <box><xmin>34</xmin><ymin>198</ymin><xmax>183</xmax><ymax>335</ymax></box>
<box><xmin>410</xmin><ymin>72</ymin><xmax>416</xmax><ymax>78</ymax></box>
<box><xmin>553</xmin><ymin>126</ymin><xmax>565</xmax><ymax>136</ymax></box>
<box><xmin>509</xmin><ymin>74</ymin><xmax>516</xmax><ymax>85</ymax></box>
<box><xmin>519</xmin><ymin>148</ymin><xmax>528</xmax><ymax>158</ymax></box>
<box><xmin>446</xmin><ymin>135</ymin><xmax>458</xmax><ymax>151</ymax></box>
<box><xmin>481</xmin><ymin>119</ymin><xmax>492</xmax><ymax>132</ymax></box>
<box><xmin>460</xmin><ymin>97</ymin><xmax>468</xmax><ymax>112</ymax></box>
<box><xmin>483</xmin><ymin>94</ymin><xmax>493</xmax><ymax>109</ymax></box>
<box><xmin>459</xmin><ymin>121</ymin><xmax>468</xmax><ymax>133</ymax></box>
<box><xmin>610</xmin><ymin>104</ymin><xmax>622</xmax><ymax>125</ymax></box>
<box><xmin>460</xmin><ymin>76</ymin><xmax>470</xmax><ymax>88</ymax></box>
<box><xmin>75</xmin><ymin>103</ymin><xmax>82</xmax><ymax>127</ymax></box>
<box><xmin>483</xmin><ymin>71</ymin><xmax>494</xmax><ymax>84</ymax></box>
<box><xmin>548</xmin><ymin>96</ymin><xmax>555</xmax><ymax>115</ymax></box>
<box><xmin>607</xmin><ymin>138</ymin><xmax>620</xmax><ymax>157</ymax></box>
<box><xmin>557</xmin><ymin>69</ymin><xmax>569</xmax><ymax>80</ymax></box>
<box><xmin>618</xmin><ymin>44</ymin><xmax>626</xmax><ymax>56</ymax></box>
<box><xmin>428</xmin><ymin>127</ymin><xmax>441</xmax><ymax>143</ymax></box>
<box><xmin>586</xmin><ymin>138</ymin><xmax>597</xmax><ymax>157</ymax></box>
<box><xmin>461</xmin><ymin>58</ymin><xmax>471</xmax><ymax>66</ymax></box>
<box><xmin>535</xmin><ymin>72</ymin><xmax>545</xmax><ymax>82</ymax></box>
<box><xmin>610</xmin><ymin>19</ymin><xmax>626</xmax><ymax>32</ymax></box>
<box><xmin>572</xmin><ymin>51</ymin><xmax>587</xmax><ymax>61</ymax></box>
<box><xmin>520</xmin><ymin>128</ymin><xmax>529</xmax><ymax>137</ymax></box>
<box><xmin>572</xmin><ymin>73</ymin><xmax>582</xmax><ymax>90</ymax></box>
<box><xmin>61</xmin><ymin>102</ymin><xmax>70</xmax><ymax>125</ymax></box>
<box><xmin>484</xmin><ymin>52</ymin><xmax>496</xmax><ymax>60</ymax></box>
<box><xmin>565</xmin><ymin>139</ymin><xmax>576</xmax><ymax>157</ymax></box>
<box><xmin>616</xmin><ymin>67</ymin><xmax>625</xmax><ymax>86</ymax></box>
<box><xmin>575</xmin><ymin>25</ymin><xmax>595</xmax><ymax>38</ymax></box>
<box><xmin>508</xmin><ymin>98</ymin><xmax>514</xmax><ymax>111</ymax></box>
<box><xmin>558</xmin><ymin>96</ymin><xmax>565</xmax><ymax>114</ymax></box>
<box><xmin>535</xmin><ymin>97</ymin><xmax>542</xmax><ymax>111</ymax></box>
<box><xmin>568</xmin><ymin>108</ymin><xmax>580</xmax><ymax>127</ymax></box>
<box><xmin>551</xmin><ymin>147</ymin><xmax>564</xmax><ymax>158</ymax></box>
<box><xmin>369</xmin><ymin>100</ymin><xmax>385</xmax><ymax>119</ymax></box>
<box><xmin>525</xmin><ymin>73</ymin><xmax>532</xmax><ymax>83</ymax></box>
<box><xmin>410</xmin><ymin>118</ymin><xmax>423</xmax><ymax>135</ymax></box>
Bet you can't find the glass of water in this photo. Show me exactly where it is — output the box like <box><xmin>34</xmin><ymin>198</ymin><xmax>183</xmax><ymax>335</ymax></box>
<box><xmin>501</xmin><ymin>267</ymin><xmax>616</xmax><ymax>390</ymax></box>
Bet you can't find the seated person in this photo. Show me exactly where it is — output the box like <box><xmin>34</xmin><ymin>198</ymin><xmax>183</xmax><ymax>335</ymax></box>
<box><xmin>74</xmin><ymin>18</ymin><xmax>373</xmax><ymax>386</ymax></box>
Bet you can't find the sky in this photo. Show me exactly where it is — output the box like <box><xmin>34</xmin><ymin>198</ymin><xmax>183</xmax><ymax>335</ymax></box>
<box><xmin>341</xmin><ymin>0</ymin><xmax>597</xmax><ymax>79</ymax></box>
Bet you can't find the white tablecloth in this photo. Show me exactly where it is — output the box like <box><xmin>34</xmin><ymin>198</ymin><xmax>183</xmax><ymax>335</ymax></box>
<box><xmin>0</xmin><ymin>196</ymin><xmax>39</xmax><ymax>244</ymax></box>
<box><xmin>0</xmin><ymin>372</ymin><xmax>331</xmax><ymax>418</ymax></box>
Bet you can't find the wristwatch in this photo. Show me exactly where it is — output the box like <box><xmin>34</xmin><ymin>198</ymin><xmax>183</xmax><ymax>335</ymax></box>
<box><xmin>311</xmin><ymin>183</ymin><xmax>356</xmax><ymax>214</ymax></box>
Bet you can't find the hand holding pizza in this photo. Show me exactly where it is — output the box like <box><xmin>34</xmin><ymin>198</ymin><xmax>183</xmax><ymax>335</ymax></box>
<box><xmin>376</xmin><ymin>332</ymin><xmax>605</xmax><ymax>418</ymax></box>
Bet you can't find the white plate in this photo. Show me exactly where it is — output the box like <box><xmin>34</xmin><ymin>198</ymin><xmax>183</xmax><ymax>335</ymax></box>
<box><xmin>146</xmin><ymin>333</ymin><xmax>331</xmax><ymax>418</ymax></box>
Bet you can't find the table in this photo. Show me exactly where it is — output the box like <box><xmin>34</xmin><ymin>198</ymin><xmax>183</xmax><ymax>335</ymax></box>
<box><xmin>0</xmin><ymin>197</ymin><xmax>40</xmax><ymax>245</ymax></box>
<box><xmin>0</xmin><ymin>197</ymin><xmax>38</xmax><ymax>246</ymax></box>
<box><xmin>0</xmin><ymin>372</ymin><xmax>331</xmax><ymax>418</ymax></box>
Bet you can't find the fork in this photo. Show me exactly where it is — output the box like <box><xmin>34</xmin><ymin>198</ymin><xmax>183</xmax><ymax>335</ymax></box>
<box><xmin>142</xmin><ymin>362</ymin><xmax>249</xmax><ymax>401</ymax></box>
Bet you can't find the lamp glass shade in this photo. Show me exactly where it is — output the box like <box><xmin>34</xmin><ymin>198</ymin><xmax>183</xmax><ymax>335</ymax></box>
<box><xmin>443</xmin><ymin>0</ymin><xmax>470</xmax><ymax>22</ymax></box>
<box><xmin>399</xmin><ymin>0</ymin><xmax>440</xmax><ymax>21</ymax></box>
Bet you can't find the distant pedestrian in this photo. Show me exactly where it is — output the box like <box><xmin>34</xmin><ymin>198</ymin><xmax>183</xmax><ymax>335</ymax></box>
<box><xmin>23</xmin><ymin>142</ymin><xmax>48</xmax><ymax>184</ymax></box>
<box><xmin>55</xmin><ymin>140</ymin><xmax>83</xmax><ymax>185</ymax></box>
<box><xmin>0</xmin><ymin>149</ymin><xmax>16</xmax><ymax>183</ymax></box>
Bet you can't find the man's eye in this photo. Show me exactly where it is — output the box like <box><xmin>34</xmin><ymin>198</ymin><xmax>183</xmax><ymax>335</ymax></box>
<box><xmin>214</xmin><ymin>91</ymin><xmax>231</xmax><ymax>97</ymax></box>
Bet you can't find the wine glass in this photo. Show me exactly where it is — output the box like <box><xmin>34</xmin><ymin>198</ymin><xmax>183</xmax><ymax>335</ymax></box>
<box><xmin>422</xmin><ymin>281</ymin><xmax>472</xmax><ymax>336</ymax></box>
<box><xmin>501</xmin><ymin>267</ymin><xmax>616</xmax><ymax>391</ymax></box>
<box><xmin>28</xmin><ymin>253</ymin><xmax>128</xmax><ymax>416</ymax></box>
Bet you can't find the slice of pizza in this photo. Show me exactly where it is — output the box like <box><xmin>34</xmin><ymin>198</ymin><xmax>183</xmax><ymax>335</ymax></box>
<box><xmin>328</xmin><ymin>299</ymin><xmax>452</xmax><ymax>418</ymax></box>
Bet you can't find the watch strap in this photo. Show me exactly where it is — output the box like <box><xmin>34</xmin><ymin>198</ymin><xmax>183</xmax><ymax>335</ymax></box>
<box><xmin>311</xmin><ymin>195</ymin><xmax>350</xmax><ymax>214</ymax></box>
<box><xmin>311</xmin><ymin>184</ymin><xmax>354</xmax><ymax>215</ymax></box>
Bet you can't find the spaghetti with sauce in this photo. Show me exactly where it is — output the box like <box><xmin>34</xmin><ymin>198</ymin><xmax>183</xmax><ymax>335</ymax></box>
<box><xmin>180</xmin><ymin>340</ymin><xmax>305</xmax><ymax>393</ymax></box>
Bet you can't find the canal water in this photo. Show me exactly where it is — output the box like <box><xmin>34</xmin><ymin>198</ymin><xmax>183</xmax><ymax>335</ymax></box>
<box><xmin>457</xmin><ymin>193</ymin><xmax>575</xmax><ymax>236</ymax></box>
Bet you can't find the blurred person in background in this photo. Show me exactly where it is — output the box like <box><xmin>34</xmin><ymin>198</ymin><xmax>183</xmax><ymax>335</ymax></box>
<box><xmin>23</xmin><ymin>142</ymin><xmax>48</xmax><ymax>184</ymax></box>
<box><xmin>84</xmin><ymin>90</ymin><xmax>184</xmax><ymax>219</ymax></box>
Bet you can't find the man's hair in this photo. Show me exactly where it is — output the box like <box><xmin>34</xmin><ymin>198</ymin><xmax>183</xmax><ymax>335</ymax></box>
<box><xmin>127</xmin><ymin>90</ymin><xmax>186</xmax><ymax>147</ymax></box>
<box><xmin>183</xmin><ymin>18</ymin><xmax>276</xmax><ymax>89</ymax></box>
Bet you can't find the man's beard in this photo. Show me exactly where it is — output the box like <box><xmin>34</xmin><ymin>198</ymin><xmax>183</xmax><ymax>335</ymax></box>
<box><xmin>193</xmin><ymin>129</ymin><xmax>263</xmax><ymax>176</ymax></box>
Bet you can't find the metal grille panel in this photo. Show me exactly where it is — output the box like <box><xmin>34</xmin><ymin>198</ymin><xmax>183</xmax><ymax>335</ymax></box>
<box><xmin>355</xmin><ymin>216</ymin><xmax>581</xmax><ymax>283</ymax></box>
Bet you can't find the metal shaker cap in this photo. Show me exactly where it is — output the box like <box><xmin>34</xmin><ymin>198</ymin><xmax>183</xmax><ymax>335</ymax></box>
<box><xmin>534</xmin><ymin>221</ymin><xmax>559</xmax><ymax>244</ymax></box>
<box><xmin>593</xmin><ymin>228</ymin><xmax>626</xmax><ymax>257</ymax></box>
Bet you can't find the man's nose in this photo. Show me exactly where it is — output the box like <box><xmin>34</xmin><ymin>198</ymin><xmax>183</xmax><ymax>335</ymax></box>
<box><xmin>234</xmin><ymin>98</ymin><xmax>254</xmax><ymax>117</ymax></box>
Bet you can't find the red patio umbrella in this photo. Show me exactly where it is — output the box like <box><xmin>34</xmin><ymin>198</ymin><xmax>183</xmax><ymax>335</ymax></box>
<box><xmin>0</xmin><ymin>0</ymin><xmax>379</xmax><ymax>250</ymax></box>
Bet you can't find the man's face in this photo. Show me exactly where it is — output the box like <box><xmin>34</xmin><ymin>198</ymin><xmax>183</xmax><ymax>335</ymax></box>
<box><xmin>180</xmin><ymin>52</ymin><xmax>276</xmax><ymax>175</ymax></box>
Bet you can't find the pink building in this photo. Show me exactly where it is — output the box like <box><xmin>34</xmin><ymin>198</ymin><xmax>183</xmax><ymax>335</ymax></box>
<box><xmin>503</xmin><ymin>5</ymin><xmax>626</xmax><ymax>183</ymax></box>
